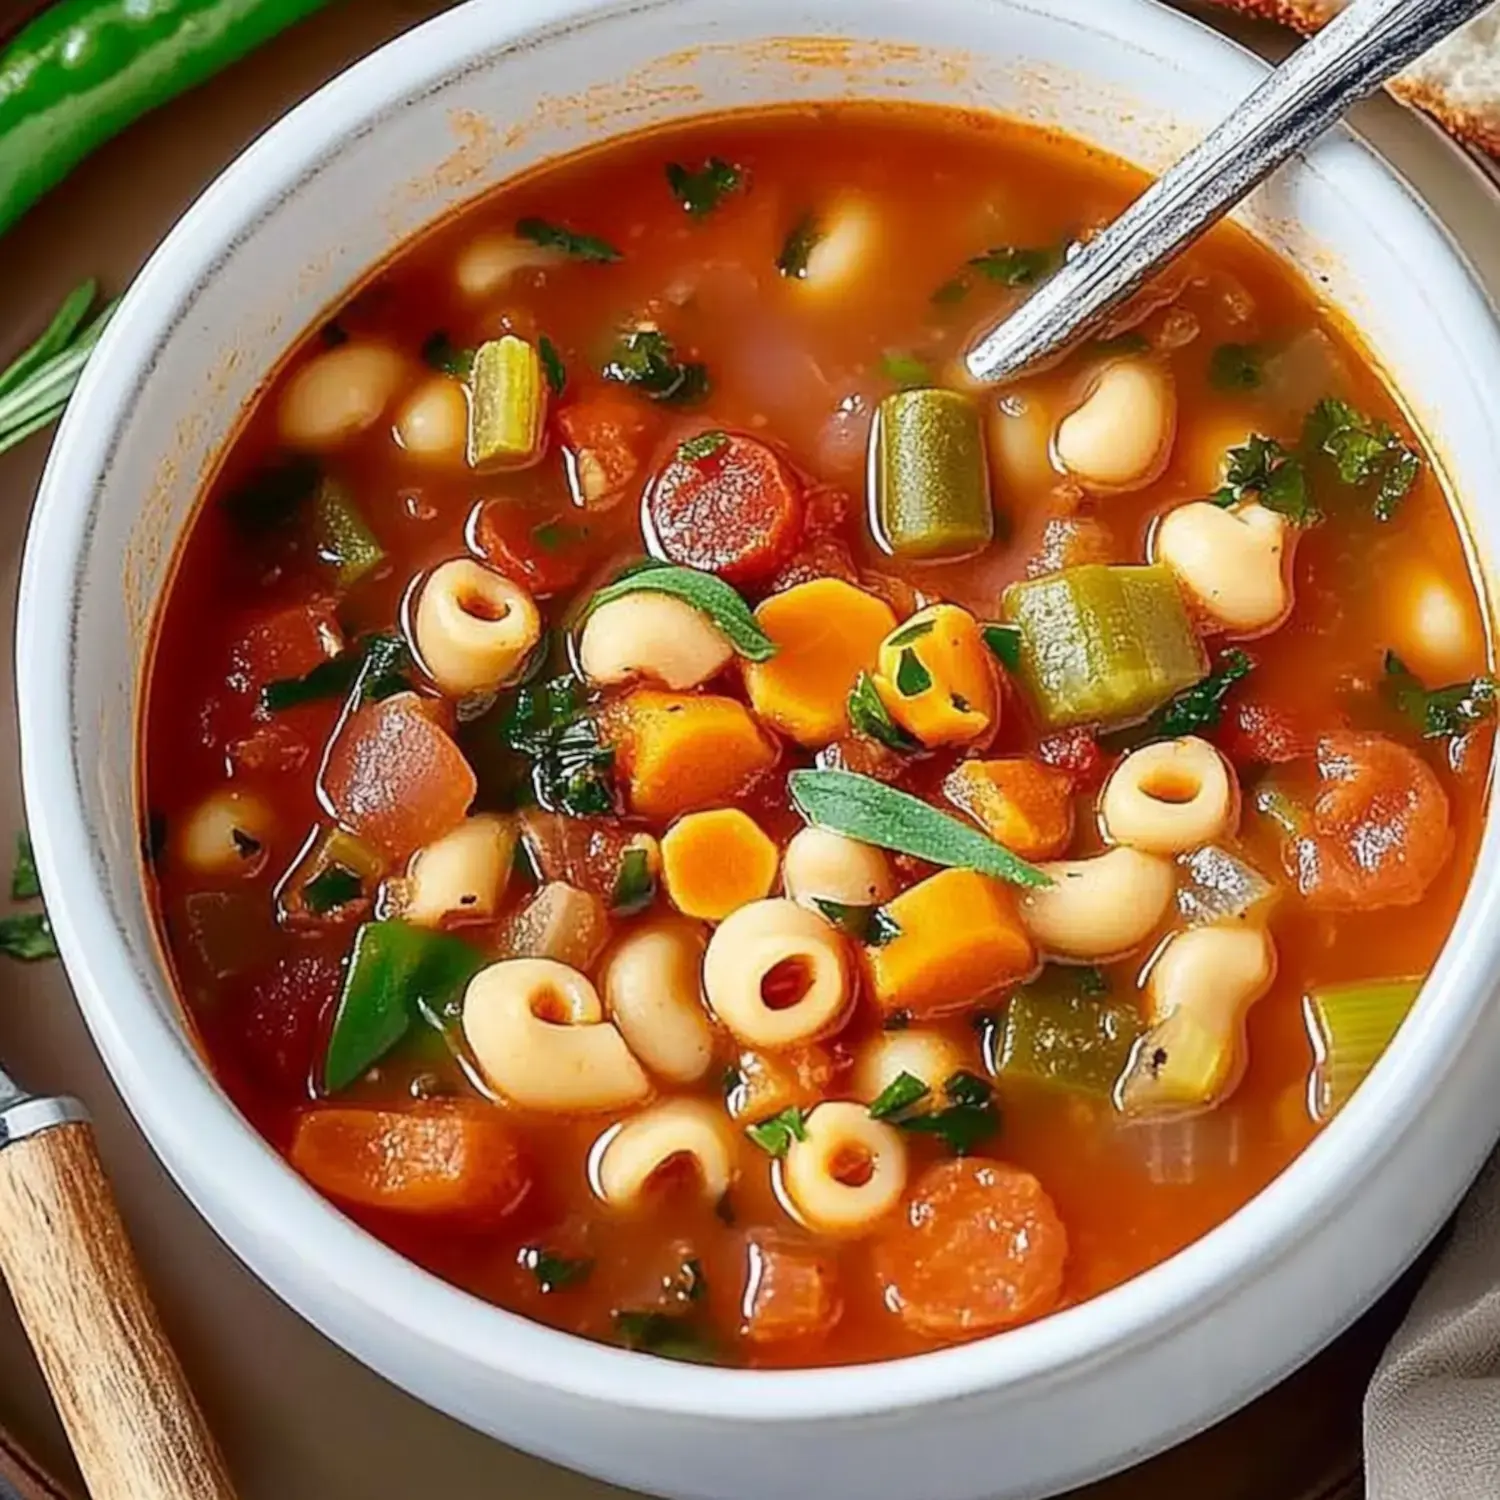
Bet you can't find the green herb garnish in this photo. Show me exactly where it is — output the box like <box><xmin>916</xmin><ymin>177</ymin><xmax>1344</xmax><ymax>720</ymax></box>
<box><xmin>788</xmin><ymin>770</ymin><xmax>1051</xmax><ymax>889</ymax></box>
<box><xmin>0</xmin><ymin>913</ymin><xmax>56</xmax><ymax>962</ymax></box>
<box><xmin>538</xmin><ymin>334</ymin><xmax>567</xmax><ymax>396</ymax></box>
<box><xmin>895</xmin><ymin>1070</ymin><xmax>999</xmax><ymax>1155</ymax></box>
<box><xmin>931</xmin><ymin>277</ymin><xmax>970</xmax><ymax>307</ymax></box>
<box><xmin>584</xmin><ymin>562</ymin><xmax>775</xmax><ymax>661</ymax></box>
<box><xmin>421</xmin><ymin>331</ymin><xmax>475</xmax><ymax>377</ymax></box>
<box><xmin>886</xmin><ymin>619</ymin><xmax>935</xmax><ymax>650</ymax></box>
<box><xmin>810</xmin><ymin>898</ymin><xmax>901</xmax><ymax>946</ymax></box>
<box><xmin>677</xmin><ymin>430</ymin><xmax>730</xmax><ymax>462</ymax></box>
<box><xmin>881</xmin><ymin>351</ymin><xmax>932</xmax><ymax>389</ymax></box>
<box><xmin>666</xmin><ymin>157</ymin><xmax>743</xmax><ymax>217</ymax></box>
<box><xmin>611</xmin><ymin>846</ymin><xmax>656</xmax><ymax>914</ymax></box>
<box><xmin>895</xmin><ymin>649</ymin><xmax>932</xmax><ymax>696</ymax></box>
<box><xmin>1212</xmin><ymin>434</ymin><xmax>1318</xmax><ymax>525</ymax></box>
<box><xmin>521</xmin><ymin>1247</ymin><xmax>594</xmax><ymax>1292</ymax></box>
<box><xmin>222</xmin><ymin>454</ymin><xmax>322</xmax><ymax>535</ymax></box>
<box><xmin>303</xmin><ymin>865</ymin><xmax>363</xmax><ymax>916</ymax></box>
<box><xmin>497</xmin><ymin>675</ymin><xmax>616</xmax><ymax>818</ymax></box>
<box><xmin>613</xmin><ymin>1309</ymin><xmax>717</xmax><ymax>1363</ymax></box>
<box><xmin>969</xmin><ymin>245</ymin><xmax>1059</xmax><ymax>287</ymax></box>
<box><xmin>1303</xmin><ymin>397</ymin><xmax>1420</xmax><ymax>520</ymax></box>
<box><xmin>11</xmin><ymin>833</ymin><xmax>39</xmax><ymax>902</ymax></box>
<box><xmin>1382</xmin><ymin>651</ymin><xmax>1497</xmax><ymax>740</ymax></box>
<box><xmin>261</xmin><ymin>632</ymin><xmax>413</xmax><ymax>714</ymax></box>
<box><xmin>745</xmin><ymin>1106</ymin><xmax>808</xmax><ymax>1157</ymax></box>
<box><xmin>531</xmin><ymin>521</ymin><xmax>585</xmax><ymax>553</ymax></box>
<box><xmin>981</xmin><ymin>623</ymin><xmax>1024</xmax><ymax>671</ymax></box>
<box><xmin>846</xmin><ymin>672</ymin><xmax>918</xmax><ymax>753</ymax></box>
<box><xmin>868</xmin><ymin>1071</ymin><xmax>930</xmax><ymax>1120</ymax></box>
<box><xmin>515</xmin><ymin>217</ymin><xmax>621</xmax><ymax>263</ymax></box>
<box><xmin>776</xmin><ymin>213</ymin><xmax>822</xmax><ymax>279</ymax></box>
<box><xmin>1209</xmin><ymin>343</ymin><xmax>1263</xmax><ymax>391</ymax></box>
<box><xmin>1111</xmin><ymin>648</ymin><xmax>1255</xmax><ymax>748</ymax></box>
<box><xmin>602</xmin><ymin>329</ymin><xmax>708</xmax><ymax>404</ymax></box>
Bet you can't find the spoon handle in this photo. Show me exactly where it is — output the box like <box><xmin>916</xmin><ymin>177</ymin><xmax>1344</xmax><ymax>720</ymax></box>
<box><xmin>964</xmin><ymin>0</ymin><xmax>1493</xmax><ymax>384</ymax></box>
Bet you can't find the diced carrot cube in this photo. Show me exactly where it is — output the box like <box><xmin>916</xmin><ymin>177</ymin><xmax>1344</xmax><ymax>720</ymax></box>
<box><xmin>602</xmin><ymin>689</ymin><xmax>779</xmax><ymax>822</ymax></box>
<box><xmin>943</xmin><ymin>759</ymin><xmax>1075</xmax><ymax>861</ymax></box>
<box><xmin>661</xmin><ymin>808</ymin><xmax>778</xmax><ymax>920</ymax></box>
<box><xmin>321</xmin><ymin>691</ymin><xmax>475</xmax><ymax>860</ymax></box>
<box><xmin>741</xmin><ymin>1233</ymin><xmax>843</xmax><ymax>1344</ymax></box>
<box><xmin>867</xmin><ymin>867</ymin><xmax>1034</xmax><ymax>1017</ymax></box>
<box><xmin>744</xmin><ymin>579</ymin><xmax>897</xmax><ymax>748</ymax></box>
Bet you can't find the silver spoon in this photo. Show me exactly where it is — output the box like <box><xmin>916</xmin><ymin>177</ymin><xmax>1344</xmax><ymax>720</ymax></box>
<box><xmin>964</xmin><ymin>0</ymin><xmax>1493</xmax><ymax>385</ymax></box>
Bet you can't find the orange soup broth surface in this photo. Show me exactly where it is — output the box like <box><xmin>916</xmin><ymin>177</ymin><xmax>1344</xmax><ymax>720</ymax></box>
<box><xmin>142</xmin><ymin>104</ymin><xmax>1492</xmax><ymax>1367</ymax></box>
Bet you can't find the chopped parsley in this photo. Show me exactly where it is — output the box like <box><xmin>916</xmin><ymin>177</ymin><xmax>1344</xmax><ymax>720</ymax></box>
<box><xmin>611</xmin><ymin>845</ymin><xmax>656</xmax><ymax>914</ymax></box>
<box><xmin>969</xmin><ymin>245</ymin><xmax>1059</xmax><ymax>287</ymax></box>
<box><xmin>1303</xmin><ymin>397</ymin><xmax>1420</xmax><ymax>520</ymax></box>
<box><xmin>1212</xmin><ymin>434</ymin><xmax>1318</xmax><ymax>526</ymax></box>
<box><xmin>1209</xmin><ymin>342</ymin><xmax>1263</xmax><ymax>391</ymax></box>
<box><xmin>497</xmin><ymin>675</ymin><xmax>616</xmax><ymax>818</ymax></box>
<box><xmin>261</xmin><ymin>632</ymin><xmax>413</xmax><ymax>714</ymax></box>
<box><xmin>776</xmin><ymin>213</ymin><xmax>822</xmax><ymax>279</ymax></box>
<box><xmin>602</xmin><ymin>329</ymin><xmax>708</xmax><ymax>404</ymax></box>
<box><xmin>0</xmin><ymin>913</ymin><xmax>55</xmax><ymax>962</ymax></box>
<box><xmin>665</xmin><ymin>157</ymin><xmax>743</xmax><ymax>217</ymax></box>
<box><xmin>810</xmin><ymin>898</ymin><xmax>901</xmax><ymax>946</ymax></box>
<box><xmin>894</xmin><ymin>1070</ymin><xmax>999</xmax><ymax>1155</ymax></box>
<box><xmin>520</xmin><ymin>1247</ymin><xmax>594</xmax><ymax>1293</ymax></box>
<box><xmin>613</xmin><ymin>1309</ymin><xmax>717</xmax><ymax>1363</ymax></box>
<box><xmin>886</xmin><ymin>618</ymin><xmax>935</xmax><ymax>650</ymax></box>
<box><xmin>867</xmin><ymin>1070</ymin><xmax>930</xmax><ymax>1120</ymax></box>
<box><xmin>846</xmin><ymin>671</ymin><xmax>917</xmax><ymax>753</ymax></box>
<box><xmin>745</xmin><ymin>1106</ymin><xmax>808</xmax><ymax>1158</ymax></box>
<box><xmin>981</xmin><ymin>623</ymin><xmax>1024</xmax><ymax>671</ymax></box>
<box><xmin>222</xmin><ymin>454</ymin><xmax>322</xmax><ymax>535</ymax></box>
<box><xmin>676</xmin><ymin>429</ymin><xmax>730</xmax><ymax>462</ymax></box>
<box><xmin>881</xmin><ymin>351</ymin><xmax>931</xmax><ymax>389</ymax></box>
<box><xmin>895</xmin><ymin>649</ymin><xmax>932</xmax><ymax>697</ymax></box>
<box><xmin>11</xmin><ymin>833</ymin><xmax>38</xmax><ymax>901</ymax></box>
<box><xmin>1382</xmin><ymin>651</ymin><xmax>1497</xmax><ymax>741</ymax></box>
<box><xmin>420</xmin><ymin>331</ymin><xmax>475</xmax><ymax>377</ymax></box>
<box><xmin>303</xmin><ymin>865</ymin><xmax>363</xmax><ymax>916</ymax></box>
<box><xmin>538</xmin><ymin>334</ymin><xmax>567</xmax><ymax>396</ymax></box>
<box><xmin>515</xmin><ymin>216</ymin><xmax>622</xmax><ymax>263</ymax></box>
<box><xmin>530</xmin><ymin>521</ymin><xmax>585</xmax><ymax>553</ymax></box>
<box><xmin>931</xmin><ymin>276</ymin><xmax>970</xmax><ymax>307</ymax></box>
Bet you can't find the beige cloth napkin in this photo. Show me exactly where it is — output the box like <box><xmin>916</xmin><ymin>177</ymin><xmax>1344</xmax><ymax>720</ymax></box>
<box><xmin>1365</xmin><ymin>1150</ymin><xmax>1500</xmax><ymax>1497</ymax></box>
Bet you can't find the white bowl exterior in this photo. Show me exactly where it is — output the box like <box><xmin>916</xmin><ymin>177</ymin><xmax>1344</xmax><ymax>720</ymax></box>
<box><xmin>18</xmin><ymin>1</ymin><xmax>1500</xmax><ymax>1497</ymax></box>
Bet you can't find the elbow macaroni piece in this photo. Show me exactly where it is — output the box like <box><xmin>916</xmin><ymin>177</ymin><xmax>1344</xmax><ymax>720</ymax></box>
<box><xmin>599</xmin><ymin>917</ymin><xmax>715</xmax><ymax>1085</ymax></box>
<box><xmin>462</xmin><ymin>958</ymin><xmax>651</xmax><ymax>1112</ymax></box>
<box><xmin>1054</xmin><ymin>358</ymin><xmax>1176</xmax><ymax>493</ymax></box>
<box><xmin>703</xmin><ymin>899</ymin><xmax>854</xmax><ymax>1050</ymax></box>
<box><xmin>414</xmin><ymin>558</ymin><xmax>542</xmax><ymax>697</ymax></box>
<box><xmin>781</xmin><ymin>1102</ymin><xmax>908</xmax><ymax>1235</ymax></box>
<box><xmin>593</xmin><ymin>1098</ymin><xmax>736</xmax><ymax>1209</ymax></box>
<box><xmin>782</xmin><ymin>827</ymin><xmax>896</xmax><ymax>910</ymax></box>
<box><xmin>1099</xmin><ymin>736</ymin><xmax>1239</xmax><ymax>856</ymax></box>
<box><xmin>577</xmin><ymin>592</ymin><xmax>734</xmax><ymax>691</ymax></box>
<box><xmin>388</xmin><ymin>813</ymin><xmax>516</xmax><ymax>928</ymax></box>
<box><xmin>1153</xmin><ymin>500</ymin><xmax>1292</xmax><ymax>636</ymax></box>
<box><xmin>1020</xmin><ymin>846</ymin><xmax>1177</xmax><ymax>961</ymax></box>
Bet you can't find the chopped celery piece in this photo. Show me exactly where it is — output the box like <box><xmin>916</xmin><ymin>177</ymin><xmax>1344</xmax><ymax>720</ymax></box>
<box><xmin>1116</xmin><ymin>1009</ymin><xmax>1234</xmax><ymax>1118</ymax></box>
<box><xmin>469</xmin><ymin>335</ymin><xmax>547</xmax><ymax>468</ymax></box>
<box><xmin>872</xmin><ymin>388</ymin><xmax>993</xmax><ymax>559</ymax></box>
<box><xmin>997</xmin><ymin>974</ymin><xmax>1140</xmax><ymax>1098</ymax></box>
<box><xmin>1306</xmin><ymin>977</ymin><xmax>1422</xmax><ymax>1120</ymax></box>
<box><xmin>1002</xmin><ymin>564</ymin><xmax>1208</xmax><ymax>729</ymax></box>
<box><xmin>322</xmin><ymin>921</ymin><xmax>485</xmax><ymax>1095</ymax></box>
<box><xmin>312</xmin><ymin>478</ymin><xmax>385</xmax><ymax>586</ymax></box>
<box><xmin>1177</xmin><ymin>846</ymin><xmax>1275</xmax><ymax>926</ymax></box>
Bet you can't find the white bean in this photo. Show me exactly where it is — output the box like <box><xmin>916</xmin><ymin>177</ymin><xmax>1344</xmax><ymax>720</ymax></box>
<box><xmin>454</xmin><ymin>233</ymin><xmax>563</xmax><ymax>299</ymax></box>
<box><xmin>1020</xmin><ymin>846</ymin><xmax>1177</xmax><ymax>961</ymax></box>
<box><xmin>176</xmin><ymin>789</ymin><xmax>272</xmax><ymax>876</ymax></box>
<box><xmin>594</xmin><ymin>1099</ymin><xmax>736</xmax><ymax>1209</ymax></box>
<box><xmin>414</xmin><ymin>558</ymin><xmax>541</xmax><ymax>697</ymax></box>
<box><xmin>1054</xmin><ymin>358</ymin><xmax>1176</xmax><ymax>493</ymax></box>
<box><xmin>278</xmin><ymin>344</ymin><xmax>406</xmax><ymax>450</ymax></box>
<box><xmin>1099</xmin><ymin>737</ymin><xmax>1239</xmax><ymax>856</ymax></box>
<box><xmin>782</xmin><ymin>827</ymin><xmax>896</xmax><ymax>911</ymax></box>
<box><xmin>781</xmin><ymin>1102</ymin><xmax>907</xmax><ymax>1235</ymax></box>
<box><xmin>1154</xmin><ymin>500</ymin><xmax>1292</xmax><ymax>636</ymax></box>
<box><xmin>599</xmin><ymin>917</ymin><xmax>715</xmax><ymax>1085</ymax></box>
<box><xmin>394</xmin><ymin>376</ymin><xmax>469</xmax><ymax>466</ymax></box>
<box><xmin>577</xmin><ymin>593</ymin><xmax>733</xmax><ymax>691</ymax></box>
<box><xmin>850</xmin><ymin>1030</ymin><xmax>966</xmax><ymax>1109</ymax></box>
<box><xmin>388</xmin><ymin>814</ymin><xmax>515</xmax><ymax>928</ymax></box>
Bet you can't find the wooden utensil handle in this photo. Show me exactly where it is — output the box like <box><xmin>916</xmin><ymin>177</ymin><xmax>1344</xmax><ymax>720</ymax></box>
<box><xmin>0</xmin><ymin>1117</ymin><xmax>235</xmax><ymax>1500</ymax></box>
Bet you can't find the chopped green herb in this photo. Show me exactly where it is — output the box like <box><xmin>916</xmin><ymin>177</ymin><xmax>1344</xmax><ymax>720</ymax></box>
<box><xmin>931</xmin><ymin>276</ymin><xmax>970</xmax><ymax>307</ymax></box>
<box><xmin>981</xmin><ymin>623</ymin><xmax>1024</xmax><ymax>672</ymax></box>
<box><xmin>1212</xmin><ymin>434</ymin><xmax>1318</xmax><ymax>525</ymax></box>
<box><xmin>665</xmin><ymin>157</ymin><xmax>743</xmax><ymax>217</ymax></box>
<box><xmin>1209</xmin><ymin>342</ymin><xmax>1264</xmax><ymax>391</ymax></box>
<box><xmin>421</xmin><ymin>331</ymin><xmax>475</xmax><ymax>377</ymax></box>
<box><xmin>611</xmin><ymin>846</ymin><xmax>656</xmax><ymax>915</ymax></box>
<box><xmin>810</xmin><ymin>898</ymin><xmax>901</xmax><ymax>946</ymax></box>
<box><xmin>538</xmin><ymin>334</ymin><xmax>567</xmax><ymax>396</ymax></box>
<box><xmin>789</xmin><ymin>770</ymin><xmax>1051</xmax><ymax>889</ymax></box>
<box><xmin>497</xmin><ymin>675</ymin><xmax>616</xmax><ymax>818</ymax></box>
<box><xmin>584</xmin><ymin>562</ymin><xmax>775</xmax><ymax>661</ymax></box>
<box><xmin>1382</xmin><ymin>651</ymin><xmax>1497</xmax><ymax>740</ymax></box>
<box><xmin>1111</xmin><ymin>648</ymin><xmax>1254</xmax><ymax>748</ymax></box>
<box><xmin>515</xmin><ymin>216</ymin><xmax>621</xmax><ymax>263</ymax></box>
<box><xmin>261</xmin><ymin>632</ymin><xmax>413</xmax><ymax>714</ymax></box>
<box><xmin>677</xmin><ymin>429</ymin><xmax>730</xmax><ymax>462</ymax></box>
<box><xmin>521</xmin><ymin>1247</ymin><xmax>594</xmax><ymax>1293</ymax></box>
<box><xmin>846</xmin><ymin>672</ymin><xmax>918</xmax><ymax>753</ymax></box>
<box><xmin>11</xmin><ymin>833</ymin><xmax>39</xmax><ymax>902</ymax></box>
<box><xmin>0</xmin><ymin>913</ymin><xmax>55</xmax><ymax>962</ymax></box>
<box><xmin>602</xmin><ymin>329</ymin><xmax>708</xmax><ymax>404</ymax></box>
<box><xmin>613</xmin><ymin>1309</ymin><xmax>717</xmax><ymax>1363</ymax></box>
<box><xmin>895</xmin><ymin>649</ymin><xmax>932</xmax><ymax>697</ymax></box>
<box><xmin>222</xmin><ymin>454</ymin><xmax>322</xmax><ymax>535</ymax></box>
<box><xmin>745</xmin><ymin>1106</ymin><xmax>808</xmax><ymax>1157</ymax></box>
<box><xmin>886</xmin><ymin>619</ymin><xmax>935</xmax><ymax>650</ymax></box>
<box><xmin>881</xmin><ymin>351</ymin><xmax>932</xmax><ymax>389</ymax></box>
<box><xmin>1303</xmin><ymin>397</ymin><xmax>1420</xmax><ymax>520</ymax></box>
<box><xmin>530</xmin><ymin>521</ymin><xmax>585</xmax><ymax>553</ymax></box>
<box><xmin>896</xmin><ymin>1071</ymin><xmax>999</xmax><ymax>1155</ymax></box>
<box><xmin>776</xmin><ymin>213</ymin><xmax>822</xmax><ymax>279</ymax></box>
<box><xmin>303</xmin><ymin>865</ymin><xmax>363</xmax><ymax>916</ymax></box>
<box><xmin>969</xmin><ymin>245</ymin><xmax>1058</xmax><ymax>287</ymax></box>
<box><xmin>868</xmin><ymin>1071</ymin><xmax>930</xmax><ymax>1120</ymax></box>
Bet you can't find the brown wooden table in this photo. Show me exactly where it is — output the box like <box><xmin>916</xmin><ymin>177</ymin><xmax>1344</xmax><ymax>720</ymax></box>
<box><xmin>0</xmin><ymin>2</ymin><xmax>1494</xmax><ymax>1495</ymax></box>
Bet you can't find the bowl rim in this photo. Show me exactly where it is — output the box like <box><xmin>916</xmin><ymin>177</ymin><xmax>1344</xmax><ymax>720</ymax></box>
<box><xmin>17</xmin><ymin>0</ymin><xmax>1500</xmax><ymax>1426</ymax></box>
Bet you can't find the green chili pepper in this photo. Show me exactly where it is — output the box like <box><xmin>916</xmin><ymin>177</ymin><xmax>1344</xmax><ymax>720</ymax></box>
<box><xmin>0</xmin><ymin>0</ymin><xmax>339</xmax><ymax>236</ymax></box>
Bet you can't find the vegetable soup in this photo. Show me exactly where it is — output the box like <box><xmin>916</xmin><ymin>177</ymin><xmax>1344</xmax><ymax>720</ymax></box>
<box><xmin>142</xmin><ymin>104</ymin><xmax>1493</xmax><ymax>1367</ymax></box>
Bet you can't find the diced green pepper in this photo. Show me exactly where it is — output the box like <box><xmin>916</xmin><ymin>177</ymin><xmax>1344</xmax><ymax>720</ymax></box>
<box><xmin>321</xmin><ymin>920</ymin><xmax>485</xmax><ymax>1095</ymax></box>
<box><xmin>995</xmin><ymin>972</ymin><xmax>1140</xmax><ymax>1097</ymax></box>
<box><xmin>469</xmin><ymin>335</ymin><xmax>547</xmax><ymax>468</ymax></box>
<box><xmin>872</xmin><ymin>388</ymin><xmax>993</xmax><ymax>559</ymax></box>
<box><xmin>278</xmin><ymin>826</ymin><xmax>384</xmax><ymax>925</ymax></box>
<box><xmin>311</xmin><ymin>478</ymin><xmax>385</xmax><ymax>586</ymax></box>
<box><xmin>1002</xmin><ymin>564</ymin><xmax>1208</xmax><ymax>729</ymax></box>
<box><xmin>1305</xmin><ymin>976</ymin><xmax>1422</xmax><ymax>1120</ymax></box>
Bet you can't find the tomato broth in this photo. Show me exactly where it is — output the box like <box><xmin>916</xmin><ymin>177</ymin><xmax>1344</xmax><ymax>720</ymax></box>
<box><xmin>142</xmin><ymin>104</ymin><xmax>1493</xmax><ymax>1368</ymax></box>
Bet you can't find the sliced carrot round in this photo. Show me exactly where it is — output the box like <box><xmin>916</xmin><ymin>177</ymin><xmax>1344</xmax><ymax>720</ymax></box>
<box><xmin>644</xmin><ymin>432</ymin><xmax>804</xmax><ymax>586</ymax></box>
<box><xmin>874</xmin><ymin>1158</ymin><xmax>1067</xmax><ymax>1339</ymax></box>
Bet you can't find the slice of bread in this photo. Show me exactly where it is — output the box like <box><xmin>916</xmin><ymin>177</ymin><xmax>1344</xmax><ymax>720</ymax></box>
<box><xmin>1211</xmin><ymin>1</ymin><xmax>1500</xmax><ymax>154</ymax></box>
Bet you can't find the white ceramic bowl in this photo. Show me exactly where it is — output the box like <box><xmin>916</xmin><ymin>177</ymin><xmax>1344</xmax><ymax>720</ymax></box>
<box><xmin>17</xmin><ymin>2</ymin><xmax>1500</xmax><ymax>1497</ymax></box>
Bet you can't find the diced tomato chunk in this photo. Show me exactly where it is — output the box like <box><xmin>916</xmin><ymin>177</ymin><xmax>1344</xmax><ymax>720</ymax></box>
<box><xmin>289</xmin><ymin>1102</ymin><xmax>531</xmax><ymax>1223</ymax></box>
<box><xmin>741</xmin><ymin>1234</ymin><xmax>843</xmax><ymax>1344</ymax></box>
<box><xmin>645</xmin><ymin>432</ymin><xmax>804</xmax><ymax>586</ymax></box>
<box><xmin>474</xmin><ymin>501</ymin><xmax>589</xmax><ymax>597</ymax></box>
<box><xmin>518</xmin><ymin>810</ymin><xmax>640</xmax><ymax>898</ymax></box>
<box><xmin>228</xmin><ymin>721</ymin><xmax>312</xmax><ymax>775</ymax></box>
<box><xmin>321</xmin><ymin>692</ymin><xmax>475</xmax><ymax>860</ymax></box>
<box><xmin>228</xmin><ymin>597</ymin><xmax>342</xmax><ymax>696</ymax></box>
<box><xmin>1036</xmin><ymin>726</ymin><xmax>1108</xmax><ymax>790</ymax></box>
<box><xmin>555</xmin><ymin>392</ymin><xmax>661</xmax><ymax>508</ymax></box>
<box><xmin>874</xmin><ymin>1159</ymin><xmax>1068</xmax><ymax>1339</ymax></box>
<box><xmin>802</xmin><ymin>482</ymin><xmax>850</xmax><ymax>538</ymax></box>
<box><xmin>1216</xmin><ymin>699</ymin><xmax>1313</xmax><ymax>766</ymax></box>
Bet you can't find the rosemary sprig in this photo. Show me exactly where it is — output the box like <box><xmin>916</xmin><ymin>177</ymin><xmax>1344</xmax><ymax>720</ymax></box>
<box><xmin>0</xmin><ymin>281</ymin><xmax>119</xmax><ymax>457</ymax></box>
